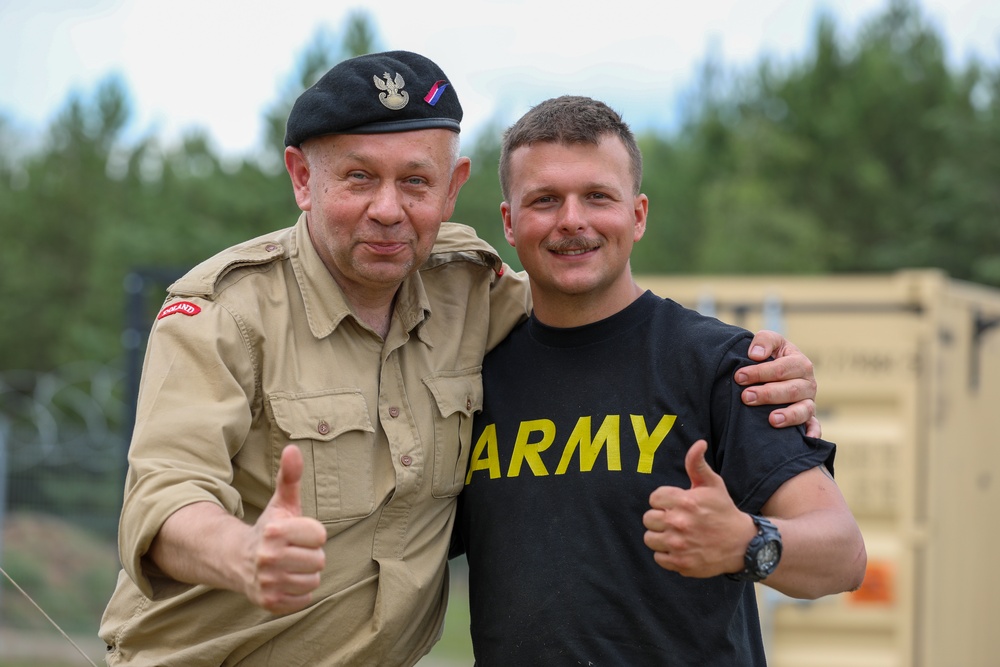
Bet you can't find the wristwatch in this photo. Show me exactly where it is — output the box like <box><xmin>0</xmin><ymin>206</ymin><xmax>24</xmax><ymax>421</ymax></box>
<box><xmin>726</xmin><ymin>514</ymin><xmax>782</xmax><ymax>582</ymax></box>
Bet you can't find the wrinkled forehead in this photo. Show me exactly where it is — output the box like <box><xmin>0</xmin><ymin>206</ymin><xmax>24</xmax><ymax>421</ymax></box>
<box><xmin>305</xmin><ymin>129</ymin><xmax>460</xmax><ymax>172</ymax></box>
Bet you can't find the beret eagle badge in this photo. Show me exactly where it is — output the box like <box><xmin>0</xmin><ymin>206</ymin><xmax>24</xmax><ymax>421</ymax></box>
<box><xmin>374</xmin><ymin>72</ymin><xmax>409</xmax><ymax>110</ymax></box>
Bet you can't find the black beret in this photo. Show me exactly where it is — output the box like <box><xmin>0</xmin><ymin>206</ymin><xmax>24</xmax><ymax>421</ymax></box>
<box><xmin>284</xmin><ymin>50</ymin><xmax>463</xmax><ymax>147</ymax></box>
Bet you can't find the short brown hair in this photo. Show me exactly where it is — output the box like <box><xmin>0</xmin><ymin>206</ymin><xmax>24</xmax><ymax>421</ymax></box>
<box><xmin>498</xmin><ymin>95</ymin><xmax>643</xmax><ymax>200</ymax></box>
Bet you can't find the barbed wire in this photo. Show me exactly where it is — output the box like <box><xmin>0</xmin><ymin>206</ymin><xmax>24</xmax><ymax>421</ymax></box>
<box><xmin>0</xmin><ymin>361</ymin><xmax>127</xmax><ymax>474</ymax></box>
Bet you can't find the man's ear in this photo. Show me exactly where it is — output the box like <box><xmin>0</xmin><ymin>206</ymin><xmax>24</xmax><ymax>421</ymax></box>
<box><xmin>633</xmin><ymin>193</ymin><xmax>649</xmax><ymax>242</ymax></box>
<box><xmin>441</xmin><ymin>156</ymin><xmax>472</xmax><ymax>220</ymax></box>
<box><xmin>285</xmin><ymin>146</ymin><xmax>312</xmax><ymax>211</ymax></box>
<box><xmin>501</xmin><ymin>202</ymin><xmax>516</xmax><ymax>248</ymax></box>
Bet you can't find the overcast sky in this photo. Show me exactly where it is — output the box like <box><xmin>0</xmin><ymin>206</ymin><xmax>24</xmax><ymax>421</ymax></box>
<box><xmin>1</xmin><ymin>0</ymin><xmax>997</xmax><ymax>157</ymax></box>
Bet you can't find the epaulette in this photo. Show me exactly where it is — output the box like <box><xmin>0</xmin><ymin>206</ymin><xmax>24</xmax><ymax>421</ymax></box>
<box><xmin>168</xmin><ymin>229</ymin><xmax>290</xmax><ymax>298</ymax></box>
<box><xmin>423</xmin><ymin>222</ymin><xmax>504</xmax><ymax>275</ymax></box>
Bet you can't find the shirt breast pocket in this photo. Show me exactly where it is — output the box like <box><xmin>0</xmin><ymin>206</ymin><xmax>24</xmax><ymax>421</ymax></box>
<box><xmin>423</xmin><ymin>369</ymin><xmax>484</xmax><ymax>498</ymax></box>
<box><xmin>269</xmin><ymin>389</ymin><xmax>376</xmax><ymax>523</ymax></box>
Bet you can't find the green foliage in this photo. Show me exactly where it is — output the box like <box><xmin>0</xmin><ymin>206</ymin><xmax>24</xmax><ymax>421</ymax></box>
<box><xmin>1</xmin><ymin>550</ymin><xmax>46</xmax><ymax>595</ymax></box>
<box><xmin>260</xmin><ymin>10</ymin><xmax>382</xmax><ymax>161</ymax></box>
<box><xmin>453</xmin><ymin>120</ymin><xmax>522</xmax><ymax>269</ymax></box>
<box><xmin>1</xmin><ymin>0</ymin><xmax>998</xmax><ymax>376</ymax></box>
<box><xmin>0</xmin><ymin>2</ymin><xmax>997</xmax><ymax>658</ymax></box>
<box><xmin>697</xmin><ymin>176</ymin><xmax>829</xmax><ymax>274</ymax></box>
<box><xmin>664</xmin><ymin>0</ymin><xmax>1000</xmax><ymax>281</ymax></box>
<box><xmin>630</xmin><ymin>133</ymin><xmax>704</xmax><ymax>273</ymax></box>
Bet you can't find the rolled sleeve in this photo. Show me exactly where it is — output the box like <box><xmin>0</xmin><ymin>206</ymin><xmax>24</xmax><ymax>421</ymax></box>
<box><xmin>118</xmin><ymin>297</ymin><xmax>255</xmax><ymax>597</ymax></box>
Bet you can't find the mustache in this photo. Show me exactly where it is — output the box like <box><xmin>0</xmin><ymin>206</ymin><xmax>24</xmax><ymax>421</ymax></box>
<box><xmin>544</xmin><ymin>237</ymin><xmax>602</xmax><ymax>253</ymax></box>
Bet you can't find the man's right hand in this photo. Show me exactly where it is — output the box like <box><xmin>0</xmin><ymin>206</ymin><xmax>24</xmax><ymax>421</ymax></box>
<box><xmin>243</xmin><ymin>445</ymin><xmax>327</xmax><ymax>614</ymax></box>
<box><xmin>149</xmin><ymin>445</ymin><xmax>327</xmax><ymax>616</ymax></box>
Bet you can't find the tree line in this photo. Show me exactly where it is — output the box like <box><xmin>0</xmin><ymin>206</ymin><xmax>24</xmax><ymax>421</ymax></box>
<box><xmin>1</xmin><ymin>0</ymin><xmax>997</xmax><ymax>374</ymax></box>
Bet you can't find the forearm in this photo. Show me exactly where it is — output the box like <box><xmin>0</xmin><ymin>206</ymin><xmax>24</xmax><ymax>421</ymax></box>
<box><xmin>148</xmin><ymin>501</ymin><xmax>253</xmax><ymax>595</ymax></box>
<box><xmin>764</xmin><ymin>508</ymin><xmax>866</xmax><ymax>599</ymax></box>
<box><xmin>644</xmin><ymin>450</ymin><xmax>866</xmax><ymax>597</ymax></box>
<box><xmin>146</xmin><ymin>448</ymin><xmax>328</xmax><ymax>615</ymax></box>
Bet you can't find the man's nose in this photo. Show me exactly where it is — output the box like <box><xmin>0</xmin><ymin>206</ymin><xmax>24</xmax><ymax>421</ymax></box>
<box><xmin>368</xmin><ymin>183</ymin><xmax>405</xmax><ymax>225</ymax></box>
<box><xmin>558</xmin><ymin>197</ymin><xmax>586</xmax><ymax>233</ymax></box>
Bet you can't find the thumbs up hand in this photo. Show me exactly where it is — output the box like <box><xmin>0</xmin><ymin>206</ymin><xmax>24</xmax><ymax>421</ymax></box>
<box><xmin>245</xmin><ymin>445</ymin><xmax>327</xmax><ymax>614</ymax></box>
<box><xmin>642</xmin><ymin>440</ymin><xmax>756</xmax><ymax>578</ymax></box>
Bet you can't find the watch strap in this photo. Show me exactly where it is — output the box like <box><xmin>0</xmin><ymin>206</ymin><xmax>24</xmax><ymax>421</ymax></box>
<box><xmin>726</xmin><ymin>514</ymin><xmax>782</xmax><ymax>583</ymax></box>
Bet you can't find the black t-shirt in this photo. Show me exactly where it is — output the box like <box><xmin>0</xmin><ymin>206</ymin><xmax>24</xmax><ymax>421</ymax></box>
<box><xmin>457</xmin><ymin>291</ymin><xmax>835</xmax><ymax>666</ymax></box>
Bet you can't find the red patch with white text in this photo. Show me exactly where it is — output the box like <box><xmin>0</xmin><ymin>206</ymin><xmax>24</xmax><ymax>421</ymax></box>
<box><xmin>157</xmin><ymin>301</ymin><xmax>202</xmax><ymax>320</ymax></box>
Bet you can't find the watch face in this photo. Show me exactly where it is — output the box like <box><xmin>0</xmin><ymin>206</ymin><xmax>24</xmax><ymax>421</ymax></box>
<box><xmin>757</xmin><ymin>541</ymin><xmax>781</xmax><ymax>570</ymax></box>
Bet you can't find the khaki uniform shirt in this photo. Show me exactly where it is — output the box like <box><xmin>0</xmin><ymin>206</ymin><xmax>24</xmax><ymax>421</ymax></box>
<box><xmin>99</xmin><ymin>213</ymin><xmax>530</xmax><ymax>666</ymax></box>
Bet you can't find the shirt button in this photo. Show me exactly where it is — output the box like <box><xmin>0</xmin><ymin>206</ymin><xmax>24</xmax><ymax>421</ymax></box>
<box><xmin>400</xmin><ymin>455</ymin><xmax>413</xmax><ymax>466</ymax></box>
<box><xmin>388</xmin><ymin>407</ymin><xmax>400</xmax><ymax>418</ymax></box>
<box><xmin>317</xmin><ymin>420</ymin><xmax>330</xmax><ymax>435</ymax></box>
<box><xmin>466</xmin><ymin>398</ymin><xmax>472</xmax><ymax>411</ymax></box>
<box><xmin>265</xmin><ymin>243</ymin><xmax>279</xmax><ymax>252</ymax></box>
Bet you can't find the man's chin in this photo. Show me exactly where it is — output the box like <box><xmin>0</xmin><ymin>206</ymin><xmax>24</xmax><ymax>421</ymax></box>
<box><xmin>356</xmin><ymin>261</ymin><xmax>417</xmax><ymax>287</ymax></box>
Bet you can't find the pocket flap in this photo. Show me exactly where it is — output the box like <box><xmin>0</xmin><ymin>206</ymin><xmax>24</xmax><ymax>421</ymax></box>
<box><xmin>423</xmin><ymin>371</ymin><xmax>484</xmax><ymax>419</ymax></box>
<box><xmin>269</xmin><ymin>390</ymin><xmax>374</xmax><ymax>441</ymax></box>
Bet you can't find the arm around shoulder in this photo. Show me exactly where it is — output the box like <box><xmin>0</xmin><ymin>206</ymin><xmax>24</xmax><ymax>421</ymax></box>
<box><xmin>738</xmin><ymin>330</ymin><xmax>821</xmax><ymax>437</ymax></box>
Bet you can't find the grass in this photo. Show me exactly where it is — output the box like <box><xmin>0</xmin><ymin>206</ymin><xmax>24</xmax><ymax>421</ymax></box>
<box><xmin>1</xmin><ymin>512</ymin><xmax>115</xmax><ymax>666</ymax></box>
<box><xmin>1</xmin><ymin>512</ymin><xmax>118</xmax><ymax>634</ymax></box>
<box><xmin>420</xmin><ymin>561</ymin><xmax>475</xmax><ymax>664</ymax></box>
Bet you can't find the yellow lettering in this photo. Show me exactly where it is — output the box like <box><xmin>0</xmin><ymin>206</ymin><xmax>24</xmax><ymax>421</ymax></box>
<box><xmin>465</xmin><ymin>423</ymin><xmax>501</xmax><ymax>484</ymax></box>
<box><xmin>555</xmin><ymin>416</ymin><xmax>622</xmax><ymax>474</ymax></box>
<box><xmin>631</xmin><ymin>414</ymin><xmax>676</xmax><ymax>473</ymax></box>
<box><xmin>508</xmin><ymin>419</ymin><xmax>555</xmax><ymax>477</ymax></box>
<box><xmin>471</xmin><ymin>415</ymin><xmax>678</xmax><ymax>481</ymax></box>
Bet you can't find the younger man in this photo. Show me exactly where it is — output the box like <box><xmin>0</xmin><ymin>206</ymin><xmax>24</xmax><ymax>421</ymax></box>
<box><xmin>458</xmin><ymin>96</ymin><xmax>866</xmax><ymax>666</ymax></box>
